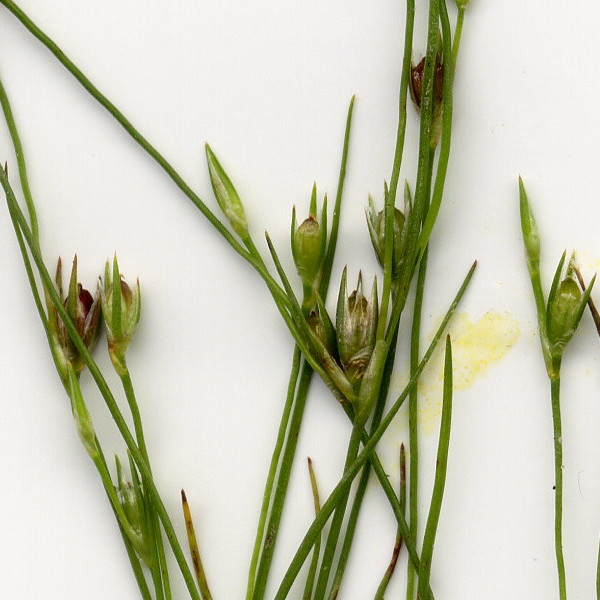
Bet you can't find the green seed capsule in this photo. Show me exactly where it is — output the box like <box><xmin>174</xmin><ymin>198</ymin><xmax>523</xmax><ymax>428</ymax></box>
<box><xmin>547</xmin><ymin>277</ymin><xmax>582</xmax><ymax>351</ymax></box>
<box><xmin>291</xmin><ymin>186</ymin><xmax>327</xmax><ymax>290</ymax></box>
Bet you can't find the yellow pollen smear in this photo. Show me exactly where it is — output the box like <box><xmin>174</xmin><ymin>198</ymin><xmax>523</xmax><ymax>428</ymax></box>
<box><xmin>398</xmin><ymin>311</ymin><xmax>520</xmax><ymax>433</ymax></box>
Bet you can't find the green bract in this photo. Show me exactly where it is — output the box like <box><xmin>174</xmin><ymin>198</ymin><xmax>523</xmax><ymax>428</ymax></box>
<box><xmin>205</xmin><ymin>143</ymin><xmax>249</xmax><ymax>239</ymax></box>
<box><xmin>519</xmin><ymin>177</ymin><xmax>540</xmax><ymax>274</ymax></box>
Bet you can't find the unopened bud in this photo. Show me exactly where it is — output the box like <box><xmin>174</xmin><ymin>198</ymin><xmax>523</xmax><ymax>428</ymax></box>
<box><xmin>291</xmin><ymin>184</ymin><xmax>327</xmax><ymax>290</ymax></box>
<box><xmin>547</xmin><ymin>277</ymin><xmax>582</xmax><ymax>353</ymax></box>
<box><xmin>101</xmin><ymin>256</ymin><xmax>141</xmax><ymax>372</ymax></box>
<box><xmin>519</xmin><ymin>178</ymin><xmax>540</xmax><ymax>271</ymax></box>
<box><xmin>206</xmin><ymin>143</ymin><xmax>249</xmax><ymax>239</ymax></box>
<box><xmin>366</xmin><ymin>196</ymin><xmax>406</xmax><ymax>276</ymax></box>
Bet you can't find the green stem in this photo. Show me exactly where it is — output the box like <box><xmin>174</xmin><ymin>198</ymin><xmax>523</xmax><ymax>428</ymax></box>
<box><xmin>0</xmin><ymin>0</ymin><xmax>298</xmax><ymax>312</ymax></box>
<box><xmin>387</xmin><ymin>0</ymin><xmax>416</xmax><ymax>209</ymax></box>
<box><xmin>1</xmin><ymin>174</ymin><xmax>201</xmax><ymax>600</ymax></box>
<box><xmin>406</xmin><ymin>150</ymin><xmax>434</xmax><ymax>600</ymax></box>
<box><xmin>597</xmin><ymin>534</ymin><xmax>600</xmax><ymax>600</ymax></box>
<box><xmin>95</xmin><ymin>443</ymin><xmax>153</xmax><ymax>600</ymax></box>
<box><xmin>551</xmin><ymin>375</ymin><xmax>567</xmax><ymax>600</ymax></box>
<box><xmin>0</xmin><ymin>72</ymin><xmax>39</xmax><ymax>247</ymax></box>
<box><xmin>451</xmin><ymin>9</ymin><xmax>465</xmax><ymax>72</ymax></box>
<box><xmin>121</xmin><ymin>364</ymin><xmax>170</xmax><ymax>600</ymax></box>
<box><xmin>273</xmin><ymin>262</ymin><xmax>476</xmax><ymax>600</ymax></box>
<box><xmin>385</xmin><ymin>0</ymin><xmax>440</xmax><ymax>347</ymax></box>
<box><xmin>406</xmin><ymin>247</ymin><xmax>428</xmax><ymax>600</ymax></box>
<box><xmin>303</xmin><ymin>458</ymin><xmax>322</xmax><ymax>600</ymax></box>
<box><xmin>327</xmin><ymin>325</ymin><xmax>400</xmax><ymax>600</ymax></box>
<box><xmin>0</xmin><ymin>73</ymin><xmax>154</xmax><ymax>600</ymax></box>
<box><xmin>416</xmin><ymin>0</ymin><xmax>455</xmax><ymax>261</ymax></box>
<box><xmin>251</xmin><ymin>364</ymin><xmax>312</xmax><ymax>600</ymax></box>
<box><xmin>249</xmin><ymin>96</ymin><xmax>354</xmax><ymax>600</ymax></box>
<box><xmin>245</xmin><ymin>347</ymin><xmax>301</xmax><ymax>600</ymax></box>
<box><xmin>313</xmin><ymin>422</ymin><xmax>363</xmax><ymax>600</ymax></box>
<box><xmin>415</xmin><ymin>337</ymin><xmax>453</xmax><ymax>600</ymax></box>
<box><xmin>374</xmin><ymin>444</ymin><xmax>406</xmax><ymax>600</ymax></box>
<box><xmin>320</xmin><ymin>96</ymin><xmax>354</xmax><ymax>296</ymax></box>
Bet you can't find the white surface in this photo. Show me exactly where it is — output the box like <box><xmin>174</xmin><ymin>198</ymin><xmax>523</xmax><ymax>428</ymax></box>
<box><xmin>2</xmin><ymin>1</ymin><xmax>600</xmax><ymax>598</ymax></box>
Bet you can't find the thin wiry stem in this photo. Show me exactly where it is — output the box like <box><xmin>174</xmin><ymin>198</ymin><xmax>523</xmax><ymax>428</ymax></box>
<box><xmin>416</xmin><ymin>337</ymin><xmax>453</xmax><ymax>600</ymax></box>
<box><xmin>273</xmin><ymin>262</ymin><xmax>476</xmax><ymax>600</ymax></box>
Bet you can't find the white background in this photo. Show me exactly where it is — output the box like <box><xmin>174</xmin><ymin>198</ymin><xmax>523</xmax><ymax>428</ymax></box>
<box><xmin>2</xmin><ymin>1</ymin><xmax>600</xmax><ymax>598</ymax></box>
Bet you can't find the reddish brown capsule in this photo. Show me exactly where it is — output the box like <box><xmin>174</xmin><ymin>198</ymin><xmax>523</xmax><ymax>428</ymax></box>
<box><xmin>50</xmin><ymin>256</ymin><xmax>102</xmax><ymax>377</ymax></box>
<box><xmin>409</xmin><ymin>55</ymin><xmax>444</xmax><ymax>111</ymax></box>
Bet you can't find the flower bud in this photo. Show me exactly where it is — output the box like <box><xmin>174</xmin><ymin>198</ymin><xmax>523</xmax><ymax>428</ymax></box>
<box><xmin>49</xmin><ymin>256</ymin><xmax>102</xmax><ymax>378</ymax></box>
<box><xmin>547</xmin><ymin>276</ymin><xmax>582</xmax><ymax>353</ymax></box>
<box><xmin>336</xmin><ymin>269</ymin><xmax>378</xmax><ymax>387</ymax></box>
<box><xmin>455</xmin><ymin>0</ymin><xmax>470</xmax><ymax>8</ymax></box>
<box><xmin>291</xmin><ymin>184</ymin><xmax>327</xmax><ymax>290</ymax></box>
<box><xmin>101</xmin><ymin>256</ymin><xmax>141</xmax><ymax>373</ymax></box>
<box><xmin>366</xmin><ymin>194</ymin><xmax>406</xmax><ymax>276</ymax></box>
<box><xmin>519</xmin><ymin>178</ymin><xmax>540</xmax><ymax>272</ymax></box>
<box><xmin>116</xmin><ymin>454</ymin><xmax>153</xmax><ymax>567</ymax></box>
<box><xmin>205</xmin><ymin>143</ymin><xmax>249</xmax><ymax>239</ymax></box>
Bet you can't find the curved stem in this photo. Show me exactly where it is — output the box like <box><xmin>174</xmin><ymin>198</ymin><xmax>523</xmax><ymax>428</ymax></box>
<box><xmin>2</xmin><ymin>175</ymin><xmax>201</xmax><ymax>600</ymax></box>
<box><xmin>0</xmin><ymin>0</ymin><xmax>296</xmax><ymax>313</ymax></box>
<box><xmin>273</xmin><ymin>262</ymin><xmax>476</xmax><ymax>600</ymax></box>
<box><xmin>249</xmin><ymin>97</ymin><xmax>354</xmax><ymax>599</ymax></box>
<box><xmin>551</xmin><ymin>376</ymin><xmax>567</xmax><ymax>600</ymax></box>
<box><xmin>0</xmin><ymin>72</ymin><xmax>39</xmax><ymax>246</ymax></box>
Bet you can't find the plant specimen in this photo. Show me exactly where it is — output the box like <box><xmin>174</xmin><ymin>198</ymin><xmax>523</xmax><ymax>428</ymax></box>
<box><xmin>519</xmin><ymin>178</ymin><xmax>596</xmax><ymax>600</ymax></box>
<box><xmin>0</xmin><ymin>0</ymin><xmax>475</xmax><ymax>597</ymax></box>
